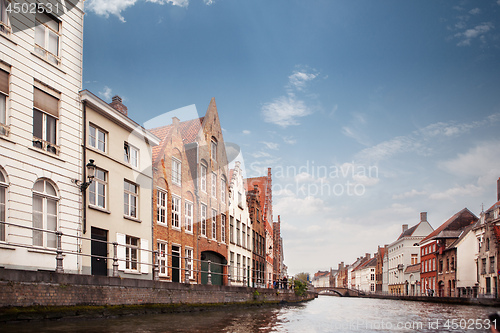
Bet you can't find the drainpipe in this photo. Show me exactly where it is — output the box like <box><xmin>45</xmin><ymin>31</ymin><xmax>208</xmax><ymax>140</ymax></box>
<box><xmin>82</xmin><ymin>100</ymin><xmax>87</xmax><ymax>235</ymax></box>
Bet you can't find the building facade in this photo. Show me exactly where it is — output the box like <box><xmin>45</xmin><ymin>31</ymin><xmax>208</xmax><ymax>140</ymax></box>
<box><xmin>388</xmin><ymin>212</ymin><xmax>433</xmax><ymax>295</ymax></box>
<box><xmin>228</xmin><ymin>161</ymin><xmax>252</xmax><ymax>286</ymax></box>
<box><xmin>80</xmin><ymin>91</ymin><xmax>159</xmax><ymax>279</ymax></box>
<box><xmin>0</xmin><ymin>1</ymin><xmax>84</xmax><ymax>273</ymax></box>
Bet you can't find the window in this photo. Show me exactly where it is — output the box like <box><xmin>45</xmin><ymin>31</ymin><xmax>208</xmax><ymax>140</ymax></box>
<box><xmin>32</xmin><ymin>179</ymin><xmax>58</xmax><ymax>248</ymax></box>
<box><xmin>157</xmin><ymin>189</ymin><xmax>167</xmax><ymax>224</ymax></box>
<box><xmin>89</xmin><ymin>169</ymin><xmax>106</xmax><ymax>209</ymax></box>
<box><xmin>411</xmin><ymin>254</ymin><xmax>418</xmax><ymax>265</ymax></box>
<box><xmin>125</xmin><ymin>235</ymin><xmax>139</xmax><ymax>271</ymax></box>
<box><xmin>482</xmin><ymin>258</ymin><xmax>487</xmax><ymax>274</ymax></box>
<box><xmin>33</xmin><ymin>87</ymin><xmax>59</xmax><ymax>154</ymax></box>
<box><xmin>200</xmin><ymin>204</ymin><xmax>207</xmax><ymax>237</ymax></box>
<box><xmin>236</xmin><ymin>220</ymin><xmax>241</xmax><ymax>246</ymax></box>
<box><xmin>35</xmin><ymin>11</ymin><xmax>60</xmax><ymax>64</ymax></box>
<box><xmin>157</xmin><ymin>241</ymin><xmax>167</xmax><ymax>276</ymax></box>
<box><xmin>172</xmin><ymin>196</ymin><xmax>180</xmax><ymax>229</ymax></box>
<box><xmin>237</xmin><ymin>254</ymin><xmax>241</xmax><ymax>280</ymax></box>
<box><xmin>0</xmin><ymin>68</ymin><xmax>8</xmax><ymax>136</ymax></box>
<box><xmin>200</xmin><ymin>164</ymin><xmax>207</xmax><ymax>192</ymax></box>
<box><xmin>242</xmin><ymin>223</ymin><xmax>246</xmax><ymax>248</ymax></box>
<box><xmin>185</xmin><ymin>248</ymin><xmax>193</xmax><ymax>279</ymax></box>
<box><xmin>89</xmin><ymin>124</ymin><xmax>106</xmax><ymax>152</ymax></box>
<box><xmin>124</xmin><ymin>180</ymin><xmax>138</xmax><ymax>218</ymax></box>
<box><xmin>370</xmin><ymin>284</ymin><xmax>375</xmax><ymax>292</ymax></box>
<box><xmin>221</xmin><ymin>214</ymin><xmax>226</xmax><ymax>243</ymax></box>
<box><xmin>0</xmin><ymin>169</ymin><xmax>6</xmax><ymax>242</ymax></box>
<box><xmin>230</xmin><ymin>216</ymin><xmax>234</xmax><ymax>243</ymax></box>
<box><xmin>172</xmin><ymin>158</ymin><xmax>181</xmax><ymax>186</ymax></box>
<box><xmin>451</xmin><ymin>257</ymin><xmax>455</xmax><ymax>271</ymax></box>
<box><xmin>211</xmin><ymin>140</ymin><xmax>217</xmax><ymax>161</ymax></box>
<box><xmin>211</xmin><ymin>172</ymin><xmax>217</xmax><ymax>198</ymax></box>
<box><xmin>221</xmin><ymin>177</ymin><xmax>226</xmax><ymax>202</ymax></box>
<box><xmin>0</xmin><ymin>0</ymin><xmax>11</xmax><ymax>34</ymax></box>
<box><xmin>238</xmin><ymin>192</ymin><xmax>242</xmax><ymax>208</ymax></box>
<box><xmin>212</xmin><ymin>209</ymin><xmax>217</xmax><ymax>240</ymax></box>
<box><xmin>185</xmin><ymin>201</ymin><xmax>193</xmax><ymax>232</ymax></box>
<box><xmin>371</xmin><ymin>274</ymin><xmax>375</xmax><ymax>281</ymax></box>
<box><xmin>230</xmin><ymin>252</ymin><xmax>235</xmax><ymax>279</ymax></box>
<box><xmin>247</xmin><ymin>226</ymin><xmax>251</xmax><ymax>250</ymax></box>
<box><xmin>486</xmin><ymin>238</ymin><xmax>490</xmax><ymax>251</ymax></box>
<box><xmin>490</xmin><ymin>256</ymin><xmax>495</xmax><ymax>274</ymax></box>
<box><xmin>124</xmin><ymin>142</ymin><xmax>139</xmax><ymax>168</ymax></box>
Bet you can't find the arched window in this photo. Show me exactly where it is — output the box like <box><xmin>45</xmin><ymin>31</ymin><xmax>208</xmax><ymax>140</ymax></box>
<box><xmin>0</xmin><ymin>167</ymin><xmax>7</xmax><ymax>242</ymax></box>
<box><xmin>32</xmin><ymin>179</ymin><xmax>58</xmax><ymax>248</ymax></box>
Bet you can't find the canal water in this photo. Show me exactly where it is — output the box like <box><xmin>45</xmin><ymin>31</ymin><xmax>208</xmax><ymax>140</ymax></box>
<box><xmin>2</xmin><ymin>296</ymin><xmax>499</xmax><ymax>332</ymax></box>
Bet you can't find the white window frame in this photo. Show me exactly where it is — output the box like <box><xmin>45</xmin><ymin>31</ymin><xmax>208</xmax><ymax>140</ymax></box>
<box><xmin>125</xmin><ymin>235</ymin><xmax>139</xmax><ymax>271</ymax></box>
<box><xmin>89</xmin><ymin>168</ymin><xmax>107</xmax><ymax>209</ymax></box>
<box><xmin>33</xmin><ymin>108</ymin><xmax>58</xmax><ymax>154</ymax></box>
<box><xmin>89</xmin><ymin>124</ymin><xmax>106</xmax><ymax>152</ymax></box>
<box><xmin>171</xmin><ymin>196</ymin><xmax>180</xmax><ymax>229</ymax></box>
<box><xmin>157</xmin><ymin>189</ymin><xmax>167</xmax><ymax>224</ymax></box>
<box><xmin>200</xmin><ymin>203</ymin><xmax>207</xmax><ymax>237</ymax></box>
<box><xmin>221</xmin><ymin>214</ymin><xmax>226</xmax><ymax>244</ymax></box>
<box><xmin>124</xmin><ymin>180</ymin><xmax>138</xmax><ymax>218</ymax></box>
<box><xmin>0</xmin><ymin>68</ymin><xmax>8</xmax><ymax>136</ymax></box>
<box><xmin>242</xmin><ymin>223</ymin><xmax>246</xmax><ymax>248</ymax></box>
<box><xmin>200</xmin><ymin>164</ymin><xmax>207</xmax><ymax>193</ymax></box>
<box><xmin>32</xmin><ymin>179</ymin><xmax>58</xmax><ymax>248</ymax></box>
<box><xmin>172</xmin><ymin>158</ymin><xmax>181</xmax><ymax>186</ymax></box>
<box><xmin>157</xmin><ymin>241</ymin><xmax>168</xmax><ymax>277</ymax></box>
<box><xmin>212</xmin><ymin>209</ymin><xmax>217</xmax><ymax>240</ymax></box>
<box><xmin>221</xmin><ymin>177</ymin><xmax>226</xmax><ymax>203</ymax></box>
<box><xmin>211</xmin><ymin>172</ymin><xmax>217</xmax><ymax>198</ymax></box>
<box><xmin>124</xmin><ymin>142</ymin><xmax>139</xmax><ymax>168</ymax></box>
<box><xmin>185</xmin><ymin>247</ymin><xmax>193</xmax><ymax>279</ymax></box>
<box><xmin>0</xmin><ymin>169</ymin><xmax>7</xmax><ymax>242</ymax></box>
<box><xmin>236</xmin><ymin>219</ymin><xmax>241</xmax><ymax>246</ymax></box>
<box><xmin>185</xmin><ymin>200</ymin><xmax>193</xmax><ymax>233</ymax></box>
<box><xmin>34</xmin><ymin>10</ymin><xmax>61</xmax><ymax>65</ymax></box>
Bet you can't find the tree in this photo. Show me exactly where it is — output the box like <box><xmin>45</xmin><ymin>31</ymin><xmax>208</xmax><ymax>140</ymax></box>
<box><xmin>295</xmin><ymin>272</ymin><xmax>309</xmax><ymax>283</ymax></box>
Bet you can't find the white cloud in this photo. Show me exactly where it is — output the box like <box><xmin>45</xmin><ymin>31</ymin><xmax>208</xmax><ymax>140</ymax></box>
<box><xmin>357</xmin><ymin>113</ymin><xmax>500</xmax><ymax>162</ymax></box>
<box><xmin>469</xmin><ymin>8</ymin><xmax>481</xmax><ymax>15</ymax></box>
<box><xmin>288</xmin><ymin>71</ymin><xmax>318</xmax><ymax>91</ymax></box>
<box><xmin>203</xmin><ymin>0</ymin><xmax>214</xmax><ymax>5</ymax></box>
<box><xmin>251</xmin><ymin>151</ymin><xmax>271</xmax><ymax>158</ymax></box>
<box><xmin>282</xmin><ymin>136</ymin><xmax>297</xmax><ymax>145</ymax></box>
<box><xmin>242</xmin><ymin>130</ymin><xmax>251</xmax><ymax>135</ymax></box>
<box><xmin>456</xmin><ymin>22</ymin><xmax>494</xmax><ymax>46</ymax></box>
<box><xmin>99</xmin><ymin>86</ymin><xmax>113</xmax><ymax>100</ymax></box>
<box><xmin>429</xmin><ymin>184</ymin><xmax>483</xmax><ymax>200</ymax></box>
<box><xmin>260</xmin><ymin>141</ymin><xmax>279</xmax><ymax>150</ymax></box>
<box><xmin>87</xmin><ymin>0</ymin><xmax>191</xmax><ymax>22</ymax></box>
<box><xmin>262</xmin><ymin>95</ymin><xmax>311</xmax><ymax>127</ymax></box>
<box><xmin>392</xmin><ymin>189</ymin><xmax>427</xmax><ymax>200</ymax></box>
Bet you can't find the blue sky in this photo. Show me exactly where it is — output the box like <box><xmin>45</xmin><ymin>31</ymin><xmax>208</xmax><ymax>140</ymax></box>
<box><xmin>82</xmin><ymin>0</ymin><xmax>500</xmax><ymax>275</ymax></box>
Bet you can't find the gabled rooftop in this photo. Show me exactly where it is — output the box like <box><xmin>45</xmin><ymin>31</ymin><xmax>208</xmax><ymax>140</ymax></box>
<box><xmin>420</xmin><ymin>208</ymin><xmax>478</xmax><ymax>243</ymax></box>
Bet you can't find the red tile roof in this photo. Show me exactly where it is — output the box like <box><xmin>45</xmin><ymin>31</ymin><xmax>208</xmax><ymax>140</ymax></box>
<box><xmin>488</xmin><ymin>200</ymin><xmax>500</xmax><ymax>212</ymax></box>
<box><xmin>404</xmin><ymin>263</ymin><xmax>421</xmax><ymax>274</ymax></box>
<box><xmin>421</xmin><ymin>208</ymin><xmax>477</xmax><ymax>243</ymax></box>
<box><xmin>149</xmin><ymin>117</ymin><xmax>204</xmax><ymax>163</ymax></box>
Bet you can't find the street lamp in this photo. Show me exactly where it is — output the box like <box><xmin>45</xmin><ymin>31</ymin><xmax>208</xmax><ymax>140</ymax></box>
<box><xmin>76</xmin><ymin>159</ymin><xmax>96</xmax><ymax>192</ymax></box>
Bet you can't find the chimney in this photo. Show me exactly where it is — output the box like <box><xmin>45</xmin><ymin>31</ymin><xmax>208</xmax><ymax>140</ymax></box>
<box><xmin>420</xmin><ymin>212</ymin><xmax>427</xmax><ymax>222</ymax></box>
<box><xmin>402</xmin><ymin>224</ymin><xmax>408</xmax><ymax>233</ymax></box>
<box><xmin>365</xmin><ymin>253</ymin><xmax>371</xmax><ymax>260</ymax></box>
<box><xmin>109</xmin><ymin>95</ymin><xmax>128</xmax><ymax>116</ymax></box>
<box><xmin>497</xmin><ymin>177</ymin><xmax>500</xmax><ymax>202</ymax></box>
<box><xmin>172</xmin><ymin>117</ymin><xmax>180</xmax><ymax>126</ymax></box>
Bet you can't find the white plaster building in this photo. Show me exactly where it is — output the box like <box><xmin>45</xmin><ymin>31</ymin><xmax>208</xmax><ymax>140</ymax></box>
<box><xmin>80</xmin><ymin>91</ymin><xmax>159</xmax><ymax>279</ymax></box>
<box><xmin>382</xmin><ymin>250</ymin><xmax>389</xmax><ymax>292</ymax></box>
<box><xmin>0</xmin><ymin>1</ymin><xmax>85</xmax><ymax>273</ymax></box>
<box><xmin>454</xmin><ymin>226</ymin><xmax>479</xmax><ymax>296</ymax></box>
<box><xmin>388</xmin><ymin>212</ymin><xmax>433</xmax><ymax>295</ymax></box>
<box><xmin>358</xmin><ymin>257</ymin><xmax>377</xmax><ymax>293</ymax></box>
<box><xmin>228</xmin><ymin>161</ymin><xmax>252</xmax><ymax>286</ymax></box>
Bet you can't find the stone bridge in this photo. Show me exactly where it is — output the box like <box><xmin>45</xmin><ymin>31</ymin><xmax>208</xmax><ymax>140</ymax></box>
<box><xmin>314</xmin><ymin>286</ymin><xmax>365</xmax><ymax>297</ymax></box>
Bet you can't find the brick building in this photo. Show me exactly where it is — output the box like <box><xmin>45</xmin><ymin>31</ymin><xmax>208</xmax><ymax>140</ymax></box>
<box><xmin>375</xmin><ymin>245</ymin><xmax>387</xmax><ymax>292</ymax></box>
<box><xmin>149</xmin><ymin>98</ymin><xmax>229</xmax><ymax>285</ymax></box>
<box><xmin>273</xmin><ymin>215</ymin><xmax>285</xmax><ymax>282</ymax></box>
<box><xmin>246</xmin><ymin>169</ymin><xmax>274</xmax><ymax>287</ymax></box>
<box><xmin>247</xmin><ymin>184</ymin><xmax>266</xmax><ymax>287</ymax></box>
<box><xmin>420</xmin><ymin>208</ymin><xmax>477</xmax><ymax>296</ymax></box>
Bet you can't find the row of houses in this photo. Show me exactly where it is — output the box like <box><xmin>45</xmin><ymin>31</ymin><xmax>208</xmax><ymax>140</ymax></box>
<box><xmin>313</xmin><ymin>179</ymin><xmax>500</xmax><ymax>297</ymax></box>
<box><xmin>0</xmin><ymin>1</ymin><xmax>287</xmax><ymax>287</ymax></box>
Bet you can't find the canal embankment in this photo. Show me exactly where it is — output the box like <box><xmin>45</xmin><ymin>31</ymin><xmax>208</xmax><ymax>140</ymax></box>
<box><xmin>356</xmin><ymin>293</ymin><xmax>500</xmax><ymax>307</ymax></box>
<box><xmin>0</xmin><ymin>268</ymin><xmax>315</xmax><ymax>323</ymax></box>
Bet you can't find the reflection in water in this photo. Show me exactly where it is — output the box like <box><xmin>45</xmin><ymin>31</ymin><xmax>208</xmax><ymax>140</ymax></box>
<box><xmin>1</xmin><ymin>296</ymin><xmax>499</xmax><ymax>332</ymax></box>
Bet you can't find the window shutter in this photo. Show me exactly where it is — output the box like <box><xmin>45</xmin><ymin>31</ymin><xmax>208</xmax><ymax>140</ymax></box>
<box><xmin>34</xmin><ymin>87</ymin><xmax>59</xmax><ymax>117</ymax></box>
<box><xmin>140</xmin><ymin>239</ymin><xmax>149</xmax><ymax>274</ymax></box>
<box><xmin>0</xmin><ymin>69</ymin><xmax>8</xmax><ymax>96</ymax></box>
<box><xmin>116</xmin><ymin>233</ymin><xmax>126</xmax><ymax>271</ymax></box>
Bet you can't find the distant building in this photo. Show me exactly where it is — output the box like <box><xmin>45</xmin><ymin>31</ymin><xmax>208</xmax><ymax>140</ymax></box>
<box><xmin>312</xmin><ymin>270</ymin><xmax>331</xmax><ymax>288</ymax></box>
<box><xmin>357</xmin><ymin>256</ymin><xmax>377</xmax><ymax>293</ymax></box>
<box><xmin>376</xmin><ymin>245</ymin><xmax>387</xmax><ymax>292</ymax></box>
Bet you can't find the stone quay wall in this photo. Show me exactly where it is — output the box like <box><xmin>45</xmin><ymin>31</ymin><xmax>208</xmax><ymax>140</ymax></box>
<box><xmin>0</xmin><ymin>268</ymin><xmax>314</xmax><ymax>308</ymax></box>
